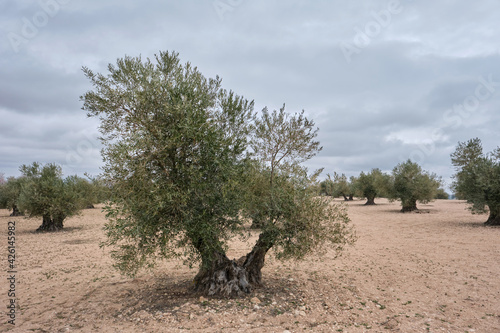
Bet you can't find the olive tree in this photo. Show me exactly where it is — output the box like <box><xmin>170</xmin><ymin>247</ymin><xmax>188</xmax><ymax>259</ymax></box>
<box><xmin>0</xmin><ymin>176</ymin><xmax>25</xmax><ymax>216</ymax></box>
<box><xmin>434</xmin><ymin>188</ymin><xmax>450</xmax><ymax>199</ymax></box>
<box><xmin>18</xmin><ymin>163</ymin><xmax>85</xmax><ymax>232</ymax></box>
<box><xmin>318</xmin><ymin>177</ymin><xmax>335</xmax><ymax>196</ymax></box>
<box><xmin>74</xmin><ymin>175</ymin><xmax>110</xmax><ymax>209</ymax></box>
<box><xmin>354</xmin><ymin>168</ymin><xmax>391</xmax><ymax>205</ymax></box>
<box><xmin>451</xmin><ymin>138</ymin><xmax>500</xmax><ymax>225</ymax></box>
<box><xmin>82</xmin><ymin>51</ymin><xmax>355</xmax><ymax>296</ymax></box>
<box><xmin>389</xmin><ymin>160</ymin><xmax>441</xmax><ymax>212</ymax></box>
<box><xmin>329</xmin><ymin>172</ymin><xmax>355</xmax><ymax>201</ymax></box>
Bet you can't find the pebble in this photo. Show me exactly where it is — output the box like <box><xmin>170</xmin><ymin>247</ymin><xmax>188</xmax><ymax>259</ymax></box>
<box><xmin>294</xmin><ymin>310</ymin><xmax>306</xmax><ymax>316</ymax></box>
<box><xmin>250</xmin><ymin>297</ymin><xmax>261</xmax><ymax>304</ymax></box>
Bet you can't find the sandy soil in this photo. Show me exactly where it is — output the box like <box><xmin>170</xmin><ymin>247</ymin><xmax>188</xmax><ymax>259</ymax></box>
<box><xmin>1</xmin><ymin>198</ymin><xmax>500</xmax><ymax>332</ymax></box>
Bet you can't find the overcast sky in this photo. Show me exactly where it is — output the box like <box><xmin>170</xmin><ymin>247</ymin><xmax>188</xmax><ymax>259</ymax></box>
<box><xmin>1</xmin><ymin>1</ymin><xmax>499</xmax><ymax>190</ymax></box>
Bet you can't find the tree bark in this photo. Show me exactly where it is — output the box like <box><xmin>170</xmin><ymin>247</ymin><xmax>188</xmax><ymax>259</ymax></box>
<box><xmin>364</xmin><ymin>197</ymin><xmax>376</xmax><ymax>205</ymax></box>
<box><xmin>192</xmin><ymin>231</ymin><xmax>274</xmax><ymax>296</ymax></box>
<box><xmin>348</xmin><ymin>194</ymin><xmax>354</xmax><ymax>201</ymax></box>
<box><xmin>36</xmin><ymin>214</ymin><xmax>65</xmax><ymax>232</ymax></box>
<box><xmin>342</xmin><ymin>194</ymin><xmax>348</xmax><ymax>201</ymax></box>
<box><xmin>242</xmin><ymin>232</ymin><xmax>273</xmax><ymax>286</ymax></box>
<box><xmin>193</xmin><ymin>251</ymin><xmax>250</xmax><ymax>296</ymax></box>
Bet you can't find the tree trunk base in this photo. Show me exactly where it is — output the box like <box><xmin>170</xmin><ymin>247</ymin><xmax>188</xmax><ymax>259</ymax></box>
<box><xmin>364</xmin><ymin>198</ymin><xmax>376</xmax><ymax>205</ymax></box>
<box><xmin>36</xmin><ymin>224</ymin><xmax>64</xmax><ymax>232</ymax></box>
<box><xmin>485</xmin><ymin>214</ymin><xmax>500</xmax><ymax>226</ymax></box>
<box><xmin>401</xmin><ymin>206</ymin><xmax>418</xmax><ymax>213</ymax></box>
<box><xmin>193</xmin><ymin>239</ymin><xmax>270</xmax><ymax>297</ymax></box>
<box><xmin>193</xmin><ymin>256</ymin><xmax>251</xmax><ymax>297</ymax></box>
<box><xmin>36</xmin><ymin>216</ymin><xmax>64</xmax><ymax>232</ymax></box>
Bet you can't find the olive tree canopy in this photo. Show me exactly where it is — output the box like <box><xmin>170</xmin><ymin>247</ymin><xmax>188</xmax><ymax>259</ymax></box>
<box><xmin>81</xmin><ymin>51</ymin><xmax>355</xmax><ymax>296</ymax></box>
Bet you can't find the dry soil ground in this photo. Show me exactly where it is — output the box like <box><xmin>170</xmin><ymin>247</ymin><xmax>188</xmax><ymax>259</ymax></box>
<box><xmin>1</xmin><ymin>199</ymin><xmax>499</xmax><ymax>332</ymax></box>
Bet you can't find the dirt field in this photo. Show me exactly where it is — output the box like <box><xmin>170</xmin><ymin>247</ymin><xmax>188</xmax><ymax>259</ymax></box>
<box><xmin>1</xmin><ymin>198</ymin><xmax>499</xmax><ymax>332</ymax></box>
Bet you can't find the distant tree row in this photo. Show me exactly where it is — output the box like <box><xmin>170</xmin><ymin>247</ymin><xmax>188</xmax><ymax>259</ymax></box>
<box><xmin>319</xmin><ymin>160</ymin><xmax>442</xmax><ymax>212</ymax></box>
<box><xmin>318</xmin><ymin>138</ymin><xmax>500</xmax><ymax>226</ymax></box>
<box><xmin>0</xmin><ymin>162</ymin><xmax>109</xmax><ymax>231</ymax></box>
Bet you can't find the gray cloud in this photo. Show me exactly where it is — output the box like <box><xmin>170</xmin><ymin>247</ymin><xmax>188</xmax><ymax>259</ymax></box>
<box><xmin>1</xmin><ymin>0</ymin><xmax>499</xmax><ymax>191</ymax></box>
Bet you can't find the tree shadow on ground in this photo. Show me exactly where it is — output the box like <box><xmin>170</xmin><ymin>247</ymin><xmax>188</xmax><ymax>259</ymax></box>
<box><xmin>15</xmin><ymin>225</ymin><xmax>84</xmax><ymax>235</ymax></box>
<box><xmin>378</xmin><ymin>208</ymin><xmax>434</xmax><ymax>214</ymax></box>
<box><xmin>116</xmin><ymin>273</ymin><xmax>306</xmax><ymax>317</ymax></box>
<box><xmin>455</xmin><ymin>220</ymin><xmax>500</xmax><ymax>228</ymax></box>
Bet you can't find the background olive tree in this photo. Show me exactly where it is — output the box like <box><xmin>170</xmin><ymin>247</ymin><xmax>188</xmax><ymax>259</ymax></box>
<box><xmin>318</xmin><ymin>176</ymin><xmax>335</xmax><ymax>197</ymax></box>
<box><xmin>82</xmin><ymin>51</ymin><xmax>355</xmax><ymax>296</ymax></box>
<box><xmin>0</xmin><ymin>176</ymin><xmax>25</xmax><ymax>216</ymax></box>
<box><xmin>389</xmin><ymin>160</ymin><xmax>441</xmax><ymax>212</ymax></box>
<box><xmin>451</xmin><ymin>138</ymin><xmax>500</xmax><ymax>225</ymax></box>
<box><xmin>434</xmin><ymin>188</ymin><xmax>450</xmax><ymax>200</ymax></box>
<box><xmin>353</xmin><ymin>168</ymin><xmax>391</xmax><ymax>205</ymax></box>
<box><xmin>75</xmin><ymin>175</ymin><xmax>110</xmax><ymax>209</ymax></box>
<box><xmin>328</xmin><ymin>172</ymin><xmax>355</xmax><ymax>201</ymax></box>
<box><xmin>17</xmin><ymin>162</ymin><xmax>87</xmax><ymax>231</ymax></box>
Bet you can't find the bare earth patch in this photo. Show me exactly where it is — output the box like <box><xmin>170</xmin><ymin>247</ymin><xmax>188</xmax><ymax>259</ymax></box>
<box><xmin>1</xmin><ymin>199</ymin><xmax>500</xmax><ymax>332</ymax></box>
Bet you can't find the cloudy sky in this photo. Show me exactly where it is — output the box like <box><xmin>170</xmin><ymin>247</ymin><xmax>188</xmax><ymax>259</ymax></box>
<box><xmin>1</xmin><ymin>0</ymin><xmax>499</xmax><ymax>190</ymax></box>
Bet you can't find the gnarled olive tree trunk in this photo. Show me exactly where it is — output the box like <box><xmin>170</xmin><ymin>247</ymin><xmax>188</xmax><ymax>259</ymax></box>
<box><xmin>193</xmin><ymin>251</ymin><xmax>250</xmax><ymax>296</ymax></box>
<box><xmin>36</xmin><ymin>214</ymin><xmax>65</xmax><ymax>232</ymax></box>
<box><xmin>193</xmin><ymin>233</ymin><xmax>274</xmax><ymax>296</ymax></box>
<box><xmin>242</xmin><ymin>233</ymin><xmax>274</xmax><ymax>286</ymax></box>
